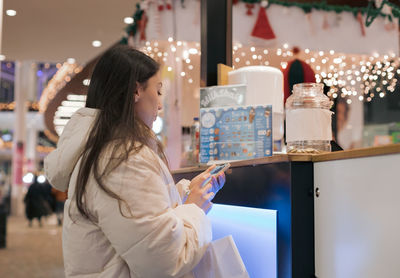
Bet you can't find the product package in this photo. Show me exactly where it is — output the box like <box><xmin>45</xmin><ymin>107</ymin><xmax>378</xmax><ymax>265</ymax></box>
<box><xmin>200</xmin><ymin>105</ymin><xmax>273</xmax><ymax>163</ymax></box>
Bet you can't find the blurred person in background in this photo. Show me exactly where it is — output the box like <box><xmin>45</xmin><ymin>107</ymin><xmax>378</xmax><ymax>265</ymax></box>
<box><xmin>24</xmin><ymin>175</ymin><xmax>51</xmax><ymax>227</ymax></box>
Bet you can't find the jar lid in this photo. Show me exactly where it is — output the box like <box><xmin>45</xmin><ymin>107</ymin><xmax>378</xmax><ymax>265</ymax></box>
<box><xmin>286</xmin><ymin>83</ymin><xmax>333</xmax><ymax>109</ymax></box>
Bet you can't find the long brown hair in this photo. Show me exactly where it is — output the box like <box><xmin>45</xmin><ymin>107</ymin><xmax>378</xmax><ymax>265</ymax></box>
<box><xmin>74</xmin><ymin>45</ymin><xmax>167</xmax><ymax>221</ymax></box>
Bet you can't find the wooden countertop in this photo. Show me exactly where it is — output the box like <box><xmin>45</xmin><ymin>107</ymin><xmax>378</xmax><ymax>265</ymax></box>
<box><xmin>172</xmin><ymin>144</ymin><xmax>400</xmax><ymax>174</ymax></box>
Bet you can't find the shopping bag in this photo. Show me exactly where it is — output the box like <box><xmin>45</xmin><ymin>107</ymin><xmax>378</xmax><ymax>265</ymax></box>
<box><xmin>193</xmin><ymin>235</ymin><xmax>249</xmax><ymax>278</ymax></box>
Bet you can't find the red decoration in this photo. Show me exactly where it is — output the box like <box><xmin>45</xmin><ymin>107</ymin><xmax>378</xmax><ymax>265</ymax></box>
<box><xmin>233</xmin><ymin>0</ymin><xmax>239</xmax><ymax>4</ymax></box>
<box><xmin>251</xmin><ymin>7</ymin><xmax>276</xmax><ymax>40</ymax></box>
<box><xmin>282</xmin><ymin>59</ymin><xmax>316</xmax><ymax>103</ymax></box>
<box><xmin>138</xmin><ymin>12</ymin><xmax>148</xmax><ymax>41</ymax></box>
<box><xmin>158</xmin><ymin>5</ymin><xmax>164</xmax><ymax>11</ymax></box>
<box><xmin>166</xmin><ymin>3</ymin><xmax>172</xmax><ymax>10</ymax></box>
<box><xmin>246</xmin><ymin>3</ymin><xmax>255</xmax><ymax>15</ymax></box>
<box><xmin>357</xmin><ymin>11</ymin><xmax>366</xmax><ymax>36</ymax></box>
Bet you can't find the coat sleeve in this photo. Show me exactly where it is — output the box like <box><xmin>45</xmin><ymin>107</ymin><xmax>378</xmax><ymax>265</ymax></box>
<box><xmin>175</xmin><ymin>179</ymin><xmax>191</xmax><ymax>201</ymax></box>
<box><xmin>94</xmin><ymin>148</ymin><xmax>212</xmax><ymax>277</ymax></box>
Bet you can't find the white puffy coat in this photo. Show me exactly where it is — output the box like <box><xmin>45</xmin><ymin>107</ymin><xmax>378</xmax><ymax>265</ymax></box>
<box><xmin>44</xmin><ymin>108</ymin><xmax>212</xmax><ymax>278</ymax></box>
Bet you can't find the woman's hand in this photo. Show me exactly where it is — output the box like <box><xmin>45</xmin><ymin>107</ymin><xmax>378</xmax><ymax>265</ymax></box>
<box><xmin>184</xmin><ymin>165</ymin><xmax>226</xmax><ymax>214</ymax></box>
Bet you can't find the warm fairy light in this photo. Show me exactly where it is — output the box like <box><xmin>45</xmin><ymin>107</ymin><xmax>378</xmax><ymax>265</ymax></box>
<box><xmin>177</xmin><ymin>41</ymin><xmax>182</xmax><ymax>46</ymax></box>
<box><xmin>180</xmin><ymin>72</ymin><xmax>186</xmax><ymax>77</ymax></box>
<box><xmin>235</xmin><ymin>58</ymin><xmax>240</xmax><ymax>62</ymax></box>
<box><xmin>168</xmin><ymin>37</ymin><xmax>173</xmax><ymax>42</ymax></box>
<box><xmin>92</xmin><ymin>40</ymin><xmax>102</xmax><ymax>47</ymax></box>
<box><xmin>188</xmin><ymin>48</ymin><xmax>198</xmax><ymax>55</ymax></box>
<box><xmin>250</xmin><ymin>47</ymin><xmax>255</xmax><ymax>52</ymax></box>
<box><xmin>188</xmin><ymin>78</ymin><xmax>193</xmax><ymax>83</ymax></box>
<box><xmin>167</xmin><ymin>67</ymin><xmax>172</xmax><ymax>71</ymax></box>
<box><xmin>263</xmin><ymin>49</ymin><xmax>268</xmax><ymax>54</ymax></box>
<box><xmin>252</xmin><ymin>55</ymin><xmax>257</xmax><ymax>60</ymax></box>
<box><xmin>124</xmin><ymin>17</ymin><xmax>134</xmax><ymax>24</ymax></box>
<box><xmin>6</xmin><ymin>10</ymin><xmax>17</xmax><ymax>16</ymax></box>
<box><xmin>188</xmin><ymin>65</ymin><xmax>194</xmax><ymax>70</ymax></box>
<box><xmin>305</xmin><ymin>49</ymin><xmax>310</xmax><ymax>54</ymax></box>
<box><xmin>283</xmin><ymin>43</ymin><xmax>289</xmax><ymax>49</ymax></box>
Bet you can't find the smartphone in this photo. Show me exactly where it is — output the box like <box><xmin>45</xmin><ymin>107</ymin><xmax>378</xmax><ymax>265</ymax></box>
<box><xmin>202</xmin><ymin>163</ymin><xmax>231</xmax><ymax>187</ymax></box>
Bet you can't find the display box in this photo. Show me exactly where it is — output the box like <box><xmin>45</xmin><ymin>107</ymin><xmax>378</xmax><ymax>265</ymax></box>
<box><xmin>200</xmin><ymin>105</ymin><xmax>273</xmax><ymax>163</ymax></box>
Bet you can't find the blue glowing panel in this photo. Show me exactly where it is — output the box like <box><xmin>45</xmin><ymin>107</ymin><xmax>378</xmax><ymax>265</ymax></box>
<box><xmin>208</xmin><ymin>204</ymin><xmax>277</xmax><ymax>278</ymax></box>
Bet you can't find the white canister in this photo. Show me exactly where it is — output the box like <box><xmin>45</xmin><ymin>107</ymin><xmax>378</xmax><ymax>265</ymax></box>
<box><xmin>228</xmin><ymin>66</ymin><xmax>284</xmax><ymax>141</ymax></box>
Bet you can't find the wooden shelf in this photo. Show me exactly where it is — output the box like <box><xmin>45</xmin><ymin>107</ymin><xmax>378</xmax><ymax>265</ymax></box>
<box><xmin>172</xmin><ymin>144</ymin><xmax>400</xmax><ymax>174</ymax></box>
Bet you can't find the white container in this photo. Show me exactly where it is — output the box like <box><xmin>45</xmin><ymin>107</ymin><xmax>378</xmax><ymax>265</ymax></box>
<box><xmin>228</xmin><ymin>66</ymin><xmax>284</xmax><ymax>141</ymax></box>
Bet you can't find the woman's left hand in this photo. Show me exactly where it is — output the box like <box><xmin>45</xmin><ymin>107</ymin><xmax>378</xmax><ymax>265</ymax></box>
<box><xmin>209</xmin><ymin>172</ymin><xmax>226</xmax><ymax>196</ymax></box>
<box><xmin>190</xmin><ymin>165</ymin><xmax>226</xmax><ymax>198</ymax></box>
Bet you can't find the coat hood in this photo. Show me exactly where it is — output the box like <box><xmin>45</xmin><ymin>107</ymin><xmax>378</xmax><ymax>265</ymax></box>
<box><xmin>44</xmin><ymin>107</ymin><xmax>99</xmax><ymax>192</ymax></box>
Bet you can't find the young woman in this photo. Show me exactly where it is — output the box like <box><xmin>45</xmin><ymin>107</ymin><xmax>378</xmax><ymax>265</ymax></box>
<box><xmin>45</xmin><ymin>45</ymin><xmax>225</xmax><ymax>277</ymax></box>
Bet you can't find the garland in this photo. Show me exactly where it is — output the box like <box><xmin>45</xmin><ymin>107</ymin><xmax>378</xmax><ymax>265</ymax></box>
<box><xmin>242</xmin><ymin>0</ymin><xmax>399</xmax><ymax>25</ymax></box>
<box><xmin>121</xmin><ymin>0</ymin><xmax>400</xmax><ymax>44</ymax></box>
<box><xmin>120</xmin><ymin>3</ymin><xmax>145</xmax><ymax>44</ymax></box>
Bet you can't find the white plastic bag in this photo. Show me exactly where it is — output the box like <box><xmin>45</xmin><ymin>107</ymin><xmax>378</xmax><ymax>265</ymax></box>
<box><xmin>193</xmin><ymin>235</ymin><xmax>250</xmax><ymax>278</ymax></box>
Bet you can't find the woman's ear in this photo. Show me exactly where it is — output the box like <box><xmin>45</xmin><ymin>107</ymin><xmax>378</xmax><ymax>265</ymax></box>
<box><xmin>134</xmin><ymin>92</ymin><xmax>140</xmax><ymax>103</ymax></box>
<box><xmin>135</xmin><ymin>82</ymin><xmax>142</xmax><ymax>103</ymax></box>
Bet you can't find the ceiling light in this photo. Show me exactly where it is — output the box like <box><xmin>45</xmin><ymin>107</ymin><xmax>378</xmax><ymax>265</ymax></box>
<box><xmin>124</xmin><ymin>17</ymin><xmax>134</xmax><ymax>24</ymax></box>
<box><xmin>92</xmin><ymin>40</ymin><xmax>102</xmax><ymax>47</ymax></box>
<box><xmin>6</xmin><ymin>10</ymin><xmax>17</xmax><ymax>16</ymax></box>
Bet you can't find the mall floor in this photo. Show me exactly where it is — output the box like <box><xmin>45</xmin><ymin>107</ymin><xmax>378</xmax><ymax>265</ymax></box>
<box><xmin>0</xmin><ymin>215</ymin><xmax>64</xmax><ymax>278</ymax></box>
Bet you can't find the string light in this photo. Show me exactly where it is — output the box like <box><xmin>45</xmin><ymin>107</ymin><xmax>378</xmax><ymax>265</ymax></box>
<box><xmin>141</xmin><ymin>40</ymin><xmax>399</xmax><ymax>104</ymax></box>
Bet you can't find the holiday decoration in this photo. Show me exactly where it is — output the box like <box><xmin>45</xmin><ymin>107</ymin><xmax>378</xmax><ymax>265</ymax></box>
<box><xmin>245</xmin><ymin>3</ymin><xmax>255</xmax><ymax>15</ymax></box>
<box><xmin>251</xmin><ymin>7</ymin><xmax>276</xmax><ymax>40</ymax></box>
<box><xmin>166</xmin><ymin>0</ymin><xmax>172</xmax><ymax>10</ymax></box>
<box><xmin>357</xmin><ymin>11</ymin><xmax>366</xmax><ymax>36</ymax></box>
<box><xmin>122</xmin><ymin>0</ymin><xmax>400</xmax><ymax>45</ymax></box>
<box><xmin>282</xmin><ymin>47</ymin><xmax>316</xmax><ymax>103</ymax></box>
<box><xmin>138</xmin><ymin>12</ymin><xmax>148</xmax><ymax>40</ymax></box>
<box><xmin>158</xmin><ymin>0</ymin><xmax>164</xmax><ymax>11</ymax></box>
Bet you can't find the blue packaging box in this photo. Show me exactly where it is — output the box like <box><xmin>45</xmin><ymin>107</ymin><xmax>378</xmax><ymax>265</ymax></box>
<box><xmin>200</xmin><ymin>105</ymin><xmax>273</xmax><ymax>163</ymax></box>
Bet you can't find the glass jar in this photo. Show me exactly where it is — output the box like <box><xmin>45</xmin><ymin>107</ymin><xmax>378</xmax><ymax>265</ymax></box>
<box><xmin>285</xmin><ymin>83</ymin><xmax>333</xmax><ymax>153</ymax></box>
